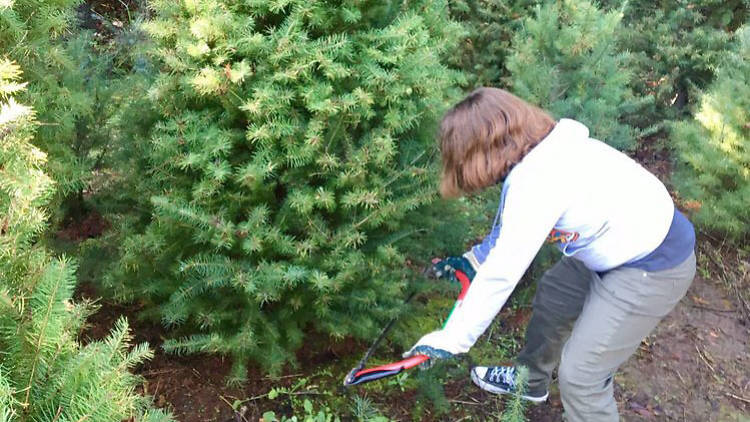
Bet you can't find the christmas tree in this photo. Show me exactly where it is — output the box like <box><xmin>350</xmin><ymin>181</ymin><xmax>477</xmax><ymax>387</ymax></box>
<box><xmin>448</xmin><ymin>0</ymin><xmax>541</xmax><ymax>88</ymax></box>
<box><xmin>506</xmin><ymin>0</ymin><xmax>639</xmax><ymax>150</ymax></box>
<box><xmin>102</xmin><ymin>0</ymin><xmax>465</xmax><ymax>381</ymax></box>
<box><xmin>672</xmin><ymin>26</ymin><xmax>750</xmax><ymax>241</ymax></box>
<box><xmin>1</xmin><ymin>0</ymin><xmax>127</xmax><ymax>220</ymax></box>
<box><xmin>0</xmin><ymin>59</ymin><xmax>171</xmax><ymax>422</ymax></box>
<box><xmin>602</xmin><ymin>0</ymin><xmax>739</xmax><ymax>129</ymax></box>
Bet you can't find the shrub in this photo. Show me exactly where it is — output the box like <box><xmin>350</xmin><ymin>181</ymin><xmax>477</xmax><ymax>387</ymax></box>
<box><xmin>448</xmin><ymin>0</ymin><xmax>541</xmax><ymax>88</ymax></box>
<box><xmin>101</xmin><ymin>0</ymin><xmax>465</xmax><ymax>381</ymax></box>
<box><xmin>0</xmin><ymin>59</ymin><xmax>171</xmax><ymax>422</ymax></box>
<box><xmin>603</xmin><ymin>0</ymin><xmax>739</xmax><ymax>128</ymax></box>
<box><xmin>0</xmin><ymin>0</ymin><xmax>130</xmax><ymax>220</ymax></box>
<box><xmin>506</xmin><ymin>0</ymin><xmax>640</xmax><ymax>150</ymax></box>
<box><xmin>671</xmin><ymin>26</ymin><xmax>750</xmax><ymax>241</ymax></box>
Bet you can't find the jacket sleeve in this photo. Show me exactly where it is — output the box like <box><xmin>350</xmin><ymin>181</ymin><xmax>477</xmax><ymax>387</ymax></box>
<box><xmin>415</xmin><ymin>172</ymin><xmax>569</xmax><ymax>355</ymax></box>
<box><xmin>462</xmin><ymin>182</ymin><xmax>509</xmax><ymax>271</ymax></box>
<box><xmin>464</xmin><ymin>220</ymin><xmax>501</xmax><ymax>270</ymax></box>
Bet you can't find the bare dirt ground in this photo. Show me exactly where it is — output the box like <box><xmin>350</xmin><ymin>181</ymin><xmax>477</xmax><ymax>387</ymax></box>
<box><xmin>616</xmin><ymin>239</ymin><xmax>750</xmax><ymax>422</ymax></box>
<box><xmin>617</xmin><ymin>274</ymin><xmax>749</xmax><ymax>421</ymax></box>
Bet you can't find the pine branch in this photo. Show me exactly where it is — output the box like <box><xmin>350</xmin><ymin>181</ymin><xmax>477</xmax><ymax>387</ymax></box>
<box><xmin>22</xmin><ymin>259</ymin><xmax>72</xmax><ymax>414</ymax></box>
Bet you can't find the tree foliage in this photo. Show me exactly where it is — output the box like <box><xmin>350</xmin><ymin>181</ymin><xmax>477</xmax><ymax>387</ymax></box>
<box><xmin>447</xmin><ymin>0</ymin><xmax>541</xmax><ymax>88</ymax></box>
<box><xmin>672</xmin><ymin>26</ymin><xmax>750</xmax><ymax>241</ymax></box>
<box><xmin>99</xmin><ymin>0</ymin><xmax>465</xmax><ymax>380</ymax></box>
<box><xmin>602</xmin><ymin>0</ymin><xmax>743</xmax><ymax>128</ymax></box>
<box><xmin>0</xmin><ymin>59</ymin><xmax>171</xmax><ymax>422</ymax></box>
<box><xmin>0</xmin><ymin>0</ymin><xmax>130</xmax><ymax>221</ymax></box>
<box><xmin>506</xmin><ymin>0</ymin><xmax>640</xmax><ymax>150</ymax></box>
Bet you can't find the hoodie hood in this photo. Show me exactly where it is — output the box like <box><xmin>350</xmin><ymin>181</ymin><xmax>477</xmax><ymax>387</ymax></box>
<box><xmin>547</xmin><ymin>118</ymin><xmax>590</xmax><ymax>143</ymax></box>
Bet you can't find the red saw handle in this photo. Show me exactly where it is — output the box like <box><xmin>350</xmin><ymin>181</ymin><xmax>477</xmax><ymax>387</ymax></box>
<box><xmin>454</xmin><ymin>269</ymin><xmax>471</xmax><ymax>302</ymax></box>
<box><xmin>343</xmin><ymin>354</ymin><xmax>429</xmax><ymax>386</ymax></box>
<box><xmin>342</xmin><ymin>269</ymin><xmax>471</xmax><ymax>387</ymax></box>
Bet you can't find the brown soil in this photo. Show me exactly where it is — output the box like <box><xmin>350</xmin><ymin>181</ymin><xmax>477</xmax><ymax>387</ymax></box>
<box><xmin>78</xmin><ymin>284</ymin><xmax>278</xmax><ymax>422</ymax></box>
<box><xmin>78</xmin><ymin>0</ymin><xmax>139</xmax><ymax>34</ymax></box>
<box><xmin>617</xmin><ymin>276</ymin><xmax>750</xmax><ymax>421</ymax></box>
<box><xmin>634</xmin><ymin>136</ymin><xmax>672</xmax><ymax>184</ymax></box>
<box><xmin>77</xmin><ymin>282</ymin><xmax>372</xmax><ymax>422</ymax></box>
<box><xmin>57</xmin><ymin>211</ymin><xmax>109</xmax><ymax>241</ymax></box>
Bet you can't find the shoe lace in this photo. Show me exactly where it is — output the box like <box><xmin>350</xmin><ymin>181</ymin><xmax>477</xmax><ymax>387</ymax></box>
<box><xmin>488</xmin><ymin>366</ymin><xmax>516</xmax><ymax>388</ymax></box>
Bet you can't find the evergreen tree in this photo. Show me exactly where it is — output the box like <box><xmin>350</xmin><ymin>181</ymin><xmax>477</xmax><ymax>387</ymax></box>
<box><xmin>671</xmin><ymin>26</ymin><xmax>750</xmax><ymax>241</ymax></box>
<box><xmin>601</xmin><ymin>0</ymin><xmax>743</xmax><ymax>128</ymax></box>
<box><xmin>102</xmin><ymin>0</ymin><xmax>464</xmax><ymax>381</ymax></box>
<box><xmin>0</xmin><ymin>0</ymin><xmax>126</xmax><ymax>220</ymax></box>
<box><xmin>506</xmin><ymin>0</ymin><xmax>640</xmax><ymax>150</ymax></box>
<box><xmin>447</xmin><ymin>0</ymin><xmax>541</xmax><ymax>88</ymax></box>
<box><xmin>1</xmin><ymin>0</ymin><xmax>82</xmax><ymax>194</ymax></box>
<box><xmin>0</xmin><ymin>59</ymin><xmax>172</xmax><ymax>422</ymax></box>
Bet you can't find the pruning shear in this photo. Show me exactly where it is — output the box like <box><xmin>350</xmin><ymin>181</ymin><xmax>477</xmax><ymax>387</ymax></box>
<box><xmin>342</xmin><ymin>266</ymin><xmax>472</xmax><ymax>386</ymax></box>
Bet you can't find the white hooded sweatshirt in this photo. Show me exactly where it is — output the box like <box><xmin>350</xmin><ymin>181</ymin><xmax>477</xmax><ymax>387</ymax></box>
<box><xmin>415</xmin><ymin>119</ymin><xmax>676</xmax><ymax>355</ymax></box>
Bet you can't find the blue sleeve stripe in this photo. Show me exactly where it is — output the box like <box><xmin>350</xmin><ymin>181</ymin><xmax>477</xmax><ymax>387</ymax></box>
<box><xmin>471</xmin><ymin>180</ymin><xmax>510</xmax><ymax>265</ymax></box>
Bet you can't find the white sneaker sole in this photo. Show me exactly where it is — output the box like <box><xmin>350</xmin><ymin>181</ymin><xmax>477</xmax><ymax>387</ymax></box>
<box><xmin>470</xmin><ymin>368</ymin><xmax>549</xmax><ymax>403</ymax></box>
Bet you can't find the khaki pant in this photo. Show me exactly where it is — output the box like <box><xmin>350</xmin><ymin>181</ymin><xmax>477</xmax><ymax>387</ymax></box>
<box><xmin>517</xmin><ymin>253</ymin><xmax>696</xmax><ymax>421</ymax></box>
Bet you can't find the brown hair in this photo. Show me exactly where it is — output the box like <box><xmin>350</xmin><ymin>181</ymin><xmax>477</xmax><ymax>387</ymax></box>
<box><xmin>439</xmin><ymin>87</ymin><xmax>555</xmax><ymax>198</ymax></box>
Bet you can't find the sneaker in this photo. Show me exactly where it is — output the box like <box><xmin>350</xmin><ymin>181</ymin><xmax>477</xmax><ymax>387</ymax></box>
<box><xmin>470</xmin><ymin>366</ymin><xmax>549</xmax><ymax>403</ymax></box>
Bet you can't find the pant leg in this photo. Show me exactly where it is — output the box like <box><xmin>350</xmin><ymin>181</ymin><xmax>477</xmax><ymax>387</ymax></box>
<box><xmin>559</xmin><ymin>252</ymin><xmax>696</xmax><ymax>422</ymax></box>
<box><xmin>516</xmin><ymin>256</ymin><xmax>594</xmax><ymax>395</ymax></box>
